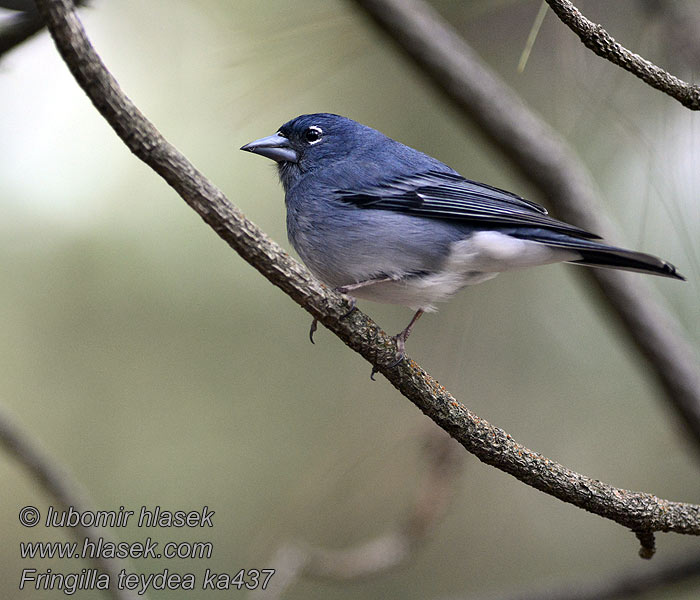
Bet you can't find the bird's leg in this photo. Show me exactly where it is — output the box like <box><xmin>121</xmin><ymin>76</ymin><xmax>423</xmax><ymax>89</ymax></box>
<box><xmin>370</xmin><ymin>309</ymin><xmax>425</xmax><ymax>380</ymax></box>
<box><xmin>335</xmin><ymin>276</ymin><xmax>395</xmax><ymax>294</ymax></box>
<box><xmin>309</xmin><ymin>277</ymin><xmax>393</xmax><ymax>344</ymax></box>
<box><xmin>392</xmin><ymin>309</ymin><xmax>424</xmax><ymax>363</ymax></box>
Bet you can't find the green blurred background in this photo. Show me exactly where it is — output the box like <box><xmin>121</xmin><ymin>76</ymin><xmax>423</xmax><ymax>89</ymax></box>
<box><xmin>1</xmin><ymin>0</ymin><xmax>699</xmax><ymax>598</ymax></box>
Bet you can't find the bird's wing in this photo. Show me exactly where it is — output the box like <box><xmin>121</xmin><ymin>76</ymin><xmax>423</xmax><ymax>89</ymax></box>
<box><xmin>335</xmin><ymin>170</ymin><xmax>601</xmax><ymax>240</ymax></box>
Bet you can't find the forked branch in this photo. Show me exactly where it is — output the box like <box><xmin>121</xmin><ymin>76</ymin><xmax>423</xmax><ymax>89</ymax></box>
<box><xmin>544</xmin><ymin>0</ymin><xmax>700</xmax><ymax>109</ymax></box>
<box><xmin>32</xmin><ymin>0</ymin><xmax>700</xmax><ymax>559</ymax></box>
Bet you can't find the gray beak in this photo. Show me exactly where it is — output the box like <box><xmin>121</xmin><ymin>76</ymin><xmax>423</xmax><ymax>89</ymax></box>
<box><xmin>240</xmin><ymin>133</ymin><xmax>298</xmax><ymax>163</ymax></box>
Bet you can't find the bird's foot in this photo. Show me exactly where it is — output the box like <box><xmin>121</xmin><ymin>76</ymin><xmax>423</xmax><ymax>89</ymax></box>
<box><xmin>333</xmin><ymin>289</ymin><xmax>357</xmax><ymax>319</ymax></box>
<box><xmin>370</xmin><ymin>331</ymin><xmax>407</xmax><ymax>380</ymax></box>
<box><xmin>388</xmin><ymin>331</ymin><xmax>408</xmax><ymax>368</ymax></box>
<box><xmin>308</xmin><ymin>293</ymin><xmax>357</xmax><ymax>344</ymax></box>
<box><xmin>369</xmin><ymin>310</ymin><xmax>424</xmax><ymax>380</ymax></box>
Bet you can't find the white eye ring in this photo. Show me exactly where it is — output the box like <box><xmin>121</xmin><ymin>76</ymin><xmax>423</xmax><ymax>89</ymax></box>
<box><xmin>304</xmin><ymin>126</ymin><xmax>323</xmax><ymax>144</ymax></box>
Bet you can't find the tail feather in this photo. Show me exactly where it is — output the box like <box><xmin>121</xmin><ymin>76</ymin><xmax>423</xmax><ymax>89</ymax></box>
<box><xmin>509</xmin><ymin>231</ymin><xmax>685</xmax><ymax>281</ymax></box>
<box><xmin>570</xmin><ymin>247</ymin><xmax>685</xmax><ymax>280</ymax></box>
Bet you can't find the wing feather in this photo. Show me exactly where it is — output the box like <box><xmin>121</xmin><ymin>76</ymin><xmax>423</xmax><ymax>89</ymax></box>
<box><xmin>335</xmin><ymin>170</ymin><xmax>601</xmax><ymax>240</ymax></box>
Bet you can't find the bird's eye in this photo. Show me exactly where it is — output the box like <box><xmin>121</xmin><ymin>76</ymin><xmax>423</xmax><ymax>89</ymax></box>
<box><xmin>304</xmin><ymin>126</ymin><xmax>323</xmax><ymax>144</ymax></box>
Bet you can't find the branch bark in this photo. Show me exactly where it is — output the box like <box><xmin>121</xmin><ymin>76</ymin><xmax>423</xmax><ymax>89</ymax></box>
<box><xmin>351</xmin><ymin>0</ymin><xmax>700</xmax><ymax>458</ymax></box>
<box><xmin>32</xmin><ymin>0</ymin><xmax>700</xmax><ymax>557</ymax></box>
<box><xmin>544</xmin><ymin>0</ymin><xmax>700</xmax><ymax>109</ymax></box>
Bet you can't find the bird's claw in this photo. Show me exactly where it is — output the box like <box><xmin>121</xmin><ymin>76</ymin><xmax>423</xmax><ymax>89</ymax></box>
<box><xmin>388</xmin><ymin>334</ymin><xmax>407</xmax><ymax>368</ymax></box>
<box><xmin>370</xmin><ymin>335</ymin><xmax>406</xmax><ymax>380</ymax></box>
<box><xmin>340</xmin><ymin>299</ymin><xmax>357</xmax><ymax>319</ymax></box>
<box><xmin>309</xmin><ymin>318</ymin><xmax>318</xmax><ymax>344</ymax></box>
<box><xmin>308</xmin><ymin>295</ymin><xmax>356</xmax><ymax>345</ymax></box>
<box><xmin>333</xmin><ymin>287</ymin><xmax>357</xmax><ymax>317</ymax></box>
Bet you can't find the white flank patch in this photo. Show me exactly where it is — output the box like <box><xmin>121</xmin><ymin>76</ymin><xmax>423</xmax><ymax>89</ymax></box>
<box><xmin>446</xmin><ymin>231</ymin><xmax>580</xmax><ymax>272</ymax></box>
<box><xmin>342</xmin><ymin>232</ymin><xmax>581</xmax><ymax>311</ymax></box>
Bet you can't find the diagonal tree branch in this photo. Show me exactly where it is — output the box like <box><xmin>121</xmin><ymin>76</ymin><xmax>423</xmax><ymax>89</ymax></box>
<box><xmin>543</xmin><ymin>0</ymin><xmax>700</xmax><ymax>109</ymax></box>
<box><xmin>351</xmin><ymin>0</ymin><xmax>700</xmax><ymax>458</ymax></box>
<box><xmin>0</xmin><ymin>404</ymin><xmax>144</xmax><ymax>600</ymax></box>
<box><xmin>33</xmin><ymin>0</ymin><xmax>700</xmax><ymax>557</ymax></box>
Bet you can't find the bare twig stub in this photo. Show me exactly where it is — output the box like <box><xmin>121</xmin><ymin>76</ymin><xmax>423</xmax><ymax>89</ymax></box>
<box><xmin>352</xmin><ymin>0</ymin><xmax>700</xmax><ymax>457</ymax></box>
<box><xmin>33</xmin><ymin>0</ymin><xmax>700</xmax><ymax>556</ymax></box>
<box><xmin>544</xmin><ymin>0</ymin><xmax>700</xmax><ymax>109</ymax></box>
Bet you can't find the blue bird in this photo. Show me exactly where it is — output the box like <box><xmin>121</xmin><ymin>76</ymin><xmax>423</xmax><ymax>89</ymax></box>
<box><xmin>241</xmin><ymin>113</ymin><xmax>684</xmax><ymax>362</ymax></box>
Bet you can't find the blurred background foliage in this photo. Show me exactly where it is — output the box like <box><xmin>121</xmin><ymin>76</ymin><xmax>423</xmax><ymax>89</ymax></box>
<box><xmin>0</xmin><ymin>0</ymin><xmax>698</xmax><ymax>598</ymax></box>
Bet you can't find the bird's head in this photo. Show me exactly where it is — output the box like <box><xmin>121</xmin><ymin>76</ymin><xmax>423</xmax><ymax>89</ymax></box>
<box><xmin>241</xmin><ymin>113</ymin><xmax>385</xmax><ymax>190</ymax></box>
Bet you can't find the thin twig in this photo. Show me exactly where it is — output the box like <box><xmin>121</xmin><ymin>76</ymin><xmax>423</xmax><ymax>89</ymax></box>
<box><xmin>543</xmin><ymin>0</ymin><xmax>700</xmax><ymax>109</ymax></box>
<box><xmin>252</xmin><ymin>430</ymin><xmax>463</xmax><ymax>599</ymax></box>
<box><xmin>33</xmin><ymin>0</ymin><xmax>700</xmax><ymax>556</ymax></box>
<box><xmin>307</xmin><ymin>430</ymin><xmax>463</xmax><ymax>579</ymax></box>
<box><xmin>517</xmin><ymin>0</ymin><xmax>548</xmax><ymax>73</ymax></box>
<box><xmin>0</xmin><ymin>404</ymin><xmax>144</xmax><ymax>600</ymax></box>
<box><xmin>351</xmin><ymin>0</ymin><xmax>700</xmax><ymax>459</ymax></box>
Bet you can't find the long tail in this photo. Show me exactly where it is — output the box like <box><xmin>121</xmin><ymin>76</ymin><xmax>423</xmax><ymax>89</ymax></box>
<box><xmin>570</xmin><ymin>246</ymin><xmax>684</xmax><ymax>280</ymax></box>
<box><xmin>511</xmin><ymin>231</ymin><xmax>685</xmax><ymax>280</ymax></box>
